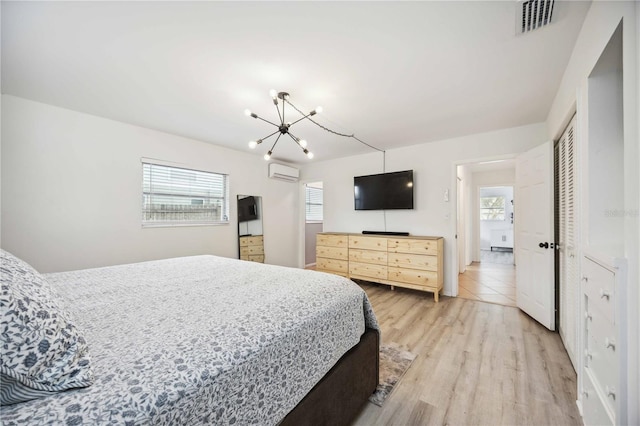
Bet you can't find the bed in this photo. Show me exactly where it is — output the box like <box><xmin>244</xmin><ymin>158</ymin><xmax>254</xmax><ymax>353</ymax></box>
<box><xmin>0</xmin><ymin>251</ymin><xmax>379</xmax><ymax>425</ymax></box>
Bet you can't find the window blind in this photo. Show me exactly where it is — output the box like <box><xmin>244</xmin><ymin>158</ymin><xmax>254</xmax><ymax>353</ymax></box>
<box><xmin>142</xmin><ymin>162</ymin><xmax>229</xmax><ymax>226</ymax></box>
<box><xmin>305</xmin><ymin>186</ymin><xmax>323</xmax><ymax>222</ymax></box>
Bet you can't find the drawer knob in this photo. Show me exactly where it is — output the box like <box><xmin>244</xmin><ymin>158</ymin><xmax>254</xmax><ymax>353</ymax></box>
<box><xmin>582</xmin><ymin>276</ymin><xmax>589</xmax><ymax>282</ymax></box>
<box><xmin>584</xmin><ymin>349</ymin><xmax>592</xmax><ymax>360</ymax></box>
<box><xmin>605</xmin><ymin>338</ymin><xmax>616</xmax><ymax>350</ymax></box>
<box><xmin>582</xmin><ymin>390</ymin><xmax>589</xmax><ymax>398</ymax></box>
<box><xmin>584</xmin><ymin>312</ymin><xmax>592</xmax><ymax>321</ymax></box>
<box><xmin>600</xmin><ymin>288</ymin><xmax>611</xmax><ymax>299</ymax></box>
<box><xmin>606</xmin><ymin>386</ymin><xmax>616</xmax><ymax>399</ymax></box>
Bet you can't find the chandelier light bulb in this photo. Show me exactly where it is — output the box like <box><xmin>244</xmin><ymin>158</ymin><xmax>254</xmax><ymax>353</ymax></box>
<box><xmin>245</xmin><ymin>90</ymin><xmax>324</xmax><ymax>161</ymax></box>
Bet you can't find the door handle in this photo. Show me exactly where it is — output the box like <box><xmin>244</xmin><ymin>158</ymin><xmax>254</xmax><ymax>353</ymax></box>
<box><xmin>539</xmin><ymin>242</ymin><xmax>549</xmax><ymax>249</ymax></box>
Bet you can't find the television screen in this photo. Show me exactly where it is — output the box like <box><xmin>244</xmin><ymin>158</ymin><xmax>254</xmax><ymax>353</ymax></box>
<box><xmin>354</xmin><ymin>170</ymin><xmax>414</xmax><ymax>210</ymax></box>
<box><xmin>238</xmin><ymin>196</ymin><xmax>258</xmax><ymax>221</ymax></box>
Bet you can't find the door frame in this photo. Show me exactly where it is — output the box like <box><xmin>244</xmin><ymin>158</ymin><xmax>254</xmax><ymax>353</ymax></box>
<box><xmin>476</xmin><ymin>184</ymin><xmax>516</xmax><ymax>261</ymax></box>
<box><xmin>297</xmin><ymin>179</ymin><xmax>324</xmax><ymax>269</ymax></box>
<box><xmin>450</xmin><ymin>154</ymin><xmax>517</xmax><ymax>297</ymax></box>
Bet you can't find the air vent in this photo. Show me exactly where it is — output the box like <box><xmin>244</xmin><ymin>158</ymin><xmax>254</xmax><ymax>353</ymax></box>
<box><xmin>519</xmin><ymin>0</ymin><xmax>554</xmax><ymax>34</ymax></box>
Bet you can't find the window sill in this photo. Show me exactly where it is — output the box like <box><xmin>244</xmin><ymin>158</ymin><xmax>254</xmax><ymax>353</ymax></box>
<box><xmin>142</xmin><ymin>222</ymin><xmax>229</xmax><ymax>228</ymax></box>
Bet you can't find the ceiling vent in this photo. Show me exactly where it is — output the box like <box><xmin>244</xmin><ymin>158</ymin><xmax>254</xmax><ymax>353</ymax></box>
<box><xmin>268</xmin><ymin>163</ymin><xmax>299</xmax><ymax>182</ymax></box>
<box><xmin>518</xmin><ymin>0</ymin><xmax>555</xmax><ymax>34</ymax></box>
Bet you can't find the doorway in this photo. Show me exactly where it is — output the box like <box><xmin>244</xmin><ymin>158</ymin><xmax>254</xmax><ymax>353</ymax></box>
<box><xmin>456</xmin><ymin>162</ymin><xmax>517</xmax><ymax>307</ymax></box>
<box><xmin>303</xmin><ymin>181</ymin><xmax>323</xmax><ymax>269</ymax></box>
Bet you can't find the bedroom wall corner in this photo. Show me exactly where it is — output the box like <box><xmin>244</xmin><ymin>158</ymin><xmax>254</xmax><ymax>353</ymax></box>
<box><xmin>0</xmin><ymin>95</ymin><xmax>300</xmax><ymax>272</ymax></box>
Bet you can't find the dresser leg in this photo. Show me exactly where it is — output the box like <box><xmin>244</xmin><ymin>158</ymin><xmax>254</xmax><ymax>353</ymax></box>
<box><xmin>434</xmin><ymin>291</ymin><xmax>439</xmax><ymax>303</ymax></box>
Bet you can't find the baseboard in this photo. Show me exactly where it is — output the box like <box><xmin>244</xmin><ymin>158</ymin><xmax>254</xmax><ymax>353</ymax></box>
<box><xmin>305</xmin><ymin>262</ymin><xmax>317</xmax><ymax>268</ymax></box>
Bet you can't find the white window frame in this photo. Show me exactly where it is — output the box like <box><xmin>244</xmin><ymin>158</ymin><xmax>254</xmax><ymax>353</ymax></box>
<box><xmin>142</xmin><ymin>159</ymin><xmax>229</xmax><ymax>227</ymax></box>
<box><xmin>480</xmin><ymin>195</ymin><xmax>506</xmax><ymax>221</ymax></box>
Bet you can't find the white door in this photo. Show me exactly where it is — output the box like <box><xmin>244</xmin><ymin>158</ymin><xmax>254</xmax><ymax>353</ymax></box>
<box><xmin>557</xmin><ymin>116</ymin><xmax>578</xmax><ymax>367</ymax></box>
<box><xmin>516</xmin><ymin>141</ymin><xmax>555</xmax><ymax>330</ymax></box>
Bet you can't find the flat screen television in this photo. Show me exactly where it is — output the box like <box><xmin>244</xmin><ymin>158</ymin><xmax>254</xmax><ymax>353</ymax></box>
<box><xmin>354</xmin><ymin>170</ymin><xmax>414</xmax><ymax>210</ymax></box>
<box><xmin>238</xmin><ymin>196</ymin><xmax>258</xmax><ymax>221</ymax></box>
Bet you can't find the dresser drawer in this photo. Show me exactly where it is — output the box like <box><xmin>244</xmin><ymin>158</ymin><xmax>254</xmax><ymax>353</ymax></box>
<box><xmin>388</xmin><ymin>238</ymin><xmax>439</xmax><ymax>255</ymax></box>
<box><xmin>349</xmin><ymin>236</ymin><xmax>387</xmax><ymax>251</ymax></box>
<box><xmin>388</xmin><ymin>267</ymin><xmax>438</xmax><ymax>288</ymax></box>
<box><xmin>582</xmin><ymin>368</ymin><xmax>615</xmax><ymax>426</ymax></box>
<box><xmin>585</xmin><ymin>332</ymin><xmax>618</xmax><ymax>414</ymax></box>
<box><xmin>349</xmin><ymin>261</ymin><xmax>387</xmax><ymax>280</ymax></box>
<box><xmin>240</xmin><ymin>245</ymin><xmax>264</xmax><ymax>256</ymax></box>
<box><xmin>316</xmin><ymin>245</ymin><xmax>348</xmax><ymax>261</ymax></box>
<box><xmin>248</xmin><ymin>255</ymin><xmax>264</xmax><ymax>263</ymax></box>
<box><xmin>349</xmin><ymin>248</ymin><xmax>387</xmax><ymax>265</ymax></box>
<box><xmin>583</xmin><ymin>258</ymin><xmax>615</xmax><ymax>324</ymax></box>
<box><xmin>585</xmin><ymin>300</ymin><xmax>616</xmax><ymax>358</ymax></box>
<box><xmin>388</xmin><ymin>252</ymin><xmax>438</xmax><ymax>271</ymax></box>
<box><xmin>317</xmin><ymin>234</ymin><xmax>348</xmax><ymax>248</ymax></box>
<box><xmin>239</xmin><ymin>235</ymin><xmax>263</xmax><ymax>247</ymax></box>
<box><xmin>317</xmin><ymin>257</ymin><xmax>348</xmax><ymax>274</ymax></box>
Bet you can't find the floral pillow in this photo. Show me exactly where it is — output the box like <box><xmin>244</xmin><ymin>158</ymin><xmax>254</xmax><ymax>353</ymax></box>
<box><xmin>0</xmin><ymin>249</ymin><xmax>94</xmax><ymax>405</ymax></box>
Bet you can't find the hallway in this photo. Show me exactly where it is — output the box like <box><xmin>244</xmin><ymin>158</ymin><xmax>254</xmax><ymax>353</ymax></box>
<box><xmin>458</xmin><ymin>258</ymin><xmax>516</xmax><ymax>307</ymax></box>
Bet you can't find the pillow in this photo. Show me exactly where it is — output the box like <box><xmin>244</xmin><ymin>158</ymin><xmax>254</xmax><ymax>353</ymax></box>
<box><xmin>0</xmin><ymin>249</ymin><xmax>94</xmax><ymax>405</ymax></box>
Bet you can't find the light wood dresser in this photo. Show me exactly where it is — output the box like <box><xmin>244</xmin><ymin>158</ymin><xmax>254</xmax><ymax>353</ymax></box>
<box><xmin>239</xmin><ymin>235</ymin><xmax>264</xmax><ymax>263</ymax></box>
<box><xmin>316</xmin><ymin>232</ymin><xmax>444</xmax><ymax>301</ymax></box>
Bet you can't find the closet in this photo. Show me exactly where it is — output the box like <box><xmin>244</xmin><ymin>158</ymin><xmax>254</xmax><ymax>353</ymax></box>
<box><xmin>555</xmin><ymin>115</ymin><xmax>578</xmax><ymax>369</ymax></box>
<box><xmin>578</xmin><ymin>24</ymin><xmax>627</xmax><ymax>426</ymax></box>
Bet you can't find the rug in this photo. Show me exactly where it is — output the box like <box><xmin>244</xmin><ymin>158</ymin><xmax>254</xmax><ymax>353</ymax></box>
<box><xmin>368</xmin><ymin>344</ymin><xmax>417</xmax><ymax>406</ymax></box>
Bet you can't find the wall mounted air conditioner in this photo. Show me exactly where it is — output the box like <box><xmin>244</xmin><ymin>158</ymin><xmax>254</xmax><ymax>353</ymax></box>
<box><xmin>268</xmin><ymin>163</ymin><xmax>299</xmax><ymax>182</ymax></box>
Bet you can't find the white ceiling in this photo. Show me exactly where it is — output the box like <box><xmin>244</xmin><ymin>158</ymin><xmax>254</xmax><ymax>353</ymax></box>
<box><xmin>1</xmin><ymin>1</ymin><xmax>591</xmax><ymax>164</ymax></box>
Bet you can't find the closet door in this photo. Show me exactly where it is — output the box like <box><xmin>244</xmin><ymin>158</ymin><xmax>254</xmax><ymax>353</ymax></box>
<box><xmin>557</xmin><ymin>115</ymin><xmax>578</xmax><ymax>369</ymax></box>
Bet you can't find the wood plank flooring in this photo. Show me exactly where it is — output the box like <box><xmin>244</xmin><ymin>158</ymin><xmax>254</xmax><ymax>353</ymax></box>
<box><xmin>353</xmin><ymin>283</ymin><xmax>581</xmax><ymax>426</ymax></box>
<box><xmin>458</xmin><ymin>261</ymin><xmax>516</xmax><ymax>307</ymax></box>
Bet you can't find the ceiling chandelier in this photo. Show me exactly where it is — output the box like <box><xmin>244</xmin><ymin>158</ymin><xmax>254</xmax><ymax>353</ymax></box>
<box><xmin>244</xmin><ymin>90</ymin><xmax>322</xmax><ymax>160</ymax></box>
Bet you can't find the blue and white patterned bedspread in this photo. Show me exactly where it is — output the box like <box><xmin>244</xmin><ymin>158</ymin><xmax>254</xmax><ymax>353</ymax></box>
<box><xmin>1</xmin><ymin>255</ymin><xmax>378</xmax><ymax>425</ymax></box>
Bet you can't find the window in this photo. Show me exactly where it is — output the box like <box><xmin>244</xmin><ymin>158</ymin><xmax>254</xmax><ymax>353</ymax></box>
<box><xmin>480</xmin><ymin>196</ymin><xmax>506</xmax><ymax>220</ymax></box>
<box><xmin>142</xmin><ymin>161</ymin><xmax>229</xmax><ymax>226</ymax></box>
<box><xmin>305</xmin><ymin>184</ymin><xmax>323</xmax><ymax>222</ymax></box>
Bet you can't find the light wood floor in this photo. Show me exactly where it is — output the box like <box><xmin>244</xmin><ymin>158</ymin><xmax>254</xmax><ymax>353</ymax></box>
<box><xmin>353</xmin><ymin>283</ymin><xmax>581</xmax><ymax>426</ymax></box>
<box><xmin>458</xmin><ymin>261</ymin><xmax>517</xmax><ymax>307</ymax></box>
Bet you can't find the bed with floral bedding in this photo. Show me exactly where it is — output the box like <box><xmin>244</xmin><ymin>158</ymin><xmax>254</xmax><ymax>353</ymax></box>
<box><xmin>0</xmin><ymin>251</ymin><xmax>379</xmax><ymax>425</ymax></box>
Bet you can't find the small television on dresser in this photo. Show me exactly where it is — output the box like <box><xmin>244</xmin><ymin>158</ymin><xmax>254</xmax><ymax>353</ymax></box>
<box><xmin>354</xmin><ymin>170</ymin><xmax>414</xmax><ymax>210</ymax></box>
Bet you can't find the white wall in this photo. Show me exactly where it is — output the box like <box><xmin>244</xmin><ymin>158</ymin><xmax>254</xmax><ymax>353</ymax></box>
<box><xmin>300</xmin><ymin>122</ymin><xmax>546</xmax><ymax>297</ymax></box>
<box><xmin>1</xmin><ymin>95</ymin><xmax>300</xmax><ymax>272</ymax></box>
<box><xmin>547</xmin><ymin>2</ymin><xmax>638</xmax><ymax>423</ymax></box>
<box><xmin>471</xmin><ymin>169</ymin><xmax>516</xmax><ymax>260</ymax></box>
<box><xmin>304</xmin><ymin>222</ymin><xmax>323</xmax><ymax>266</ymax></box>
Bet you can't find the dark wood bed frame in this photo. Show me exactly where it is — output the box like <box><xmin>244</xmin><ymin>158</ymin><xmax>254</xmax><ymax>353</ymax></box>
<box><xmin>280</xmin><ymin>328</ymin><xmax>379</xmax><ymax>426</ymax></box>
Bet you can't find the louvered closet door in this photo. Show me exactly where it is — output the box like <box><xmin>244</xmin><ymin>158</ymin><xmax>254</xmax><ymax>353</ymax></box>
<box><xmin>557</xmin><ymin>115</ymin><xmax>578</xmax><ymax>369</ymax></box>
